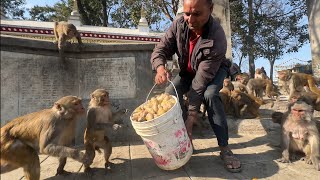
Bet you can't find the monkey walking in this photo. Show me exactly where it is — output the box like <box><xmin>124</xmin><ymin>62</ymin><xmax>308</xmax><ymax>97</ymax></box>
<box><xmin>53</xmin><ymin>21</ymin><xmax>83</xmax><ymax>60</ymax></box>
<box><xmin>83</xmin><ymin>89</ymin><xmax>127</xmax><ymax>175</ymax></box>
<box><xmin>275</xmin><ymin>101</ymin><xmax>320</xmax><ymax>171</ymax></box>
<box><xmin>278</xmin><ymin>70</ymin><xmax>320</xmax><ymax>99</ymax></box>
<box><xmin>0</xmin><ymin>96</ymin><xmax>91</xmax><ymax>180</ymax></box>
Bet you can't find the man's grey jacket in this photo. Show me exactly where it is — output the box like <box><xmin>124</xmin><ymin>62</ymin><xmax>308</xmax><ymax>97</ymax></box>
<box><xmin>151</xmin><ymin>15</ymin><xmax>230</xmax><ymax>112</ymax></box>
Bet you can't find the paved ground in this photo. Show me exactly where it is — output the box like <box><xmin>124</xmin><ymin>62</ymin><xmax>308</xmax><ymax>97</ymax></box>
<box><xmin>2</xmin><ymin>96</ymin><xmax>320</xmax><ymax>180</ymax></box>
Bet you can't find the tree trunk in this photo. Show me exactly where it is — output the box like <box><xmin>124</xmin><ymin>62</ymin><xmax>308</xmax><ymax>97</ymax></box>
<box><xmin>269</xmin><ymin>60</ymin><xmax>275</xmax><ymax>82</ymax></box>
<box><xmin>101</xmin><ymin>0</ymin><xmax>107</xmax><ymax>27</ymax></box>
<box><xmin>77</xmin><ymin>0</ymin><xmax>90</xmax><ymax>25</ymax></box>
<box><xmin>247</xmin><ymin>0</ymin><xmax>255</xmax><ymax>78</ymax></box>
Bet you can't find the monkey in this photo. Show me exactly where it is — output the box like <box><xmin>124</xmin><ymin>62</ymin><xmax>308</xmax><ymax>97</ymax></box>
<box><xmin>219</xmin><ymin>79</ymin><xmax>234</xmax><ymax>115</ymax></box>
<box><xmin>0</xmin><ymin>96</ymin><xmax>90</xmax><ymax>180</ymax></box>
<box><xmin>222</xmin><ymin>78</ymin><xmax>234</xmax><ymax>91</ymax></box>
<box><xmin>83</xmin><ymin>89</ymin><xmax>127</xmax><ymax>175</ymax></box>
<box><xmin>277</xmin><ymin>70</ymin><xmax>320</xmax><ymax>99</ymax></box>
<box><xmin>53</xmin><ymin>21</ymin><xmax>83</xmax><ymax>59</ymax></box>
<box><xmin>289</xmin><ymin>91</ymin><xmax>320</xmax><ymax>111</ymax></box>
<box><xmin>277</xmin><ymin>101</ymin><xmax>320</xmax><ymax>171</ymax></box>
<box><xmin>254</xmin><ymin>68</ymin><xmax>268</xmax><ymax>79</ymax></box>
<box><xmin>235</xmin><ymin>73</ymin><xmax>250</xmax><ymax>85</ymax></box>
<box><xmin>246</xmin><ymin>78</ymin><xmax>279</xmax><ymax>100</ymax></box>
<box><xmin>232</xmin><ymin>81</ymin><xmax>248</xmax><ymax>93</ymax></box>
<box><xmin>230</xmin><ymin>90</ymin><xmax>274</xmax><ymax>118</ymax></box>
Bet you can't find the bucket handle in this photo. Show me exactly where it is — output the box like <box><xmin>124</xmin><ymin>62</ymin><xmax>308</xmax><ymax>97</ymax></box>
<box><xmin>146</xmin><ymin>80</ymin><xmax>179</xmax><ymax>103</ymax></box>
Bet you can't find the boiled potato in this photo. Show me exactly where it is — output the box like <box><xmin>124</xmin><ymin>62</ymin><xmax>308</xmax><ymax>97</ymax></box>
<box><xmin>131</xmin><ymin>93</ymin><xmax>176</xmax><ymax>122</ymax></box>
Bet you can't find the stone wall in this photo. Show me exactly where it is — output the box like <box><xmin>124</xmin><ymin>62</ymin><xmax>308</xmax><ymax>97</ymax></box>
<box><xmin>1</xmin><ymin>35</ymin><xmax>156</xmax><ymax>144</ymax></box>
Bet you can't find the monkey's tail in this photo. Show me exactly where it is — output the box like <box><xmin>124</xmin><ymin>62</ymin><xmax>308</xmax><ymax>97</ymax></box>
<box><xmin>54</xmin><ymin>21</ymin><xmax>58</xmax><ymax>28</ymax></box>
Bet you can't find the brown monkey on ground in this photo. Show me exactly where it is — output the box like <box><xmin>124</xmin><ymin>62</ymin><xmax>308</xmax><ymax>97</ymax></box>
<box><xmin>235</xmin><ymin>73</ymin><xmax>250</xmax><ymax>85</ymax></box>
<box><xmin>246</xmin><ymin>78</ymin><xmax>278</xmax><ymax>99</ymax></box>
<box><xmin>83</xmin><ymin>89</ymin><xmax>127</xmax><ymax>175</ymax></box>
<box><xmin>0</xmin><ymin>96</ymin><xmax>90</xmax><ymax>180</ymax></box>
<box><xmin>277</xmin><ymin>101</ymin><xmax>320</xmax><ymax>171</ymax></box>
<box><xmin>219</xmin><ymin>78</ymin><xmax>234</xmax><ymax>115</ymax></box>
<box><xmin>53</xmin><ymin>21</ymin><xmax>83</xmax><ymax>59</ymax></box>
<box><xmin>278</xmin><ymin>70</ymin><xmax>320</xmax><ymax>99</ymax></box>
<box><xmin>231</xmin><ymin>90</ymin><xmax>274</xmax><ymax>118</ymax></box>
<box><xmin>232</xmin><ymin>81</ymin><xmax>248</xmax><ymax>93</ymax></box>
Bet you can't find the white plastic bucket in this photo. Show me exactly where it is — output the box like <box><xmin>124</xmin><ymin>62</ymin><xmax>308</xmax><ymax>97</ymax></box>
<box><xmin>130</xmin><ymin>81</ymin><xmax>193</xmax><ymax>170</ymax></box>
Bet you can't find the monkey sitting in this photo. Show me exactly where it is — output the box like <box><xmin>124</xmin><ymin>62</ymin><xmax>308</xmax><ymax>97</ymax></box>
<box><xmin>83</xmin><ymin>89</ymin><xmax>127</xmax><ymax>175</ymax></box>
<box><xmin>277</xmin><ymin>101</ymin><xmax>320</xmax><ymax>171</ymax></box>
<box><xmin>231</xmin><ymin>90</ymin><xmax>274</xmax><ymax>118</ymax></box>
<box><xmin>0</xmin><ymin>96</ymin><xmax>90</xmax><ymax>180</ymax></box>
<box><xmin>53</xmin><ymin>21</ymin><xmax>83</xmax><ymax>59</ymax></box>
<box><xmin>219</xmin><ymin>78</ymin><xmax>234</xmax><ymax>115</ymax></box>
<box><xmin>278</xmin><ymin>70</ymin><xmax>320</xmax><ymax>99</ymax></box>
<box><xmin>235</xmin><ymin>73</ymin><xmax>250</xmax><ymax>85</ymax></box>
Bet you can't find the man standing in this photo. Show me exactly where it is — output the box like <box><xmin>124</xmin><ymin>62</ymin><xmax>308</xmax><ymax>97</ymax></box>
<box><xmin>150</xmin><ymin>0</ymin><xmax>241</xmax><ymax>173</ymax></box>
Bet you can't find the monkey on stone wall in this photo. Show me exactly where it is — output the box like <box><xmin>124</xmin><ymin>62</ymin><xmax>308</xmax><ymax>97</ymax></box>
<box><xmin>83</xmin><ymin>89</ymin><xmax>127</xmax><ymax>175</ymax></box>
<box><xmin>278</xmin><ymin>70</ymin><xmax>320</xmax><ymax>99</ymax></box>
<box><xmin>53</xmin><ymin>21</ymin><xmax>83</xmax><ymax>60</ymax></box>
<box><xmin>0</xmin><ymin>96</ymin><xmax>90</xmax><ymax>180</ymax></box>
<box><xmin>277</xmin><ymin>101</ymin><xmax>320</xmax><ymax>171</ymax></box>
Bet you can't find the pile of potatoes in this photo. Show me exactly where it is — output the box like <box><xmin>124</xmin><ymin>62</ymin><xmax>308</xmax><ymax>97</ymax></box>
<box><xmin>131</xmin><ymin>93</ymin><xmax>176</xmax><ymax>122</ymax></box>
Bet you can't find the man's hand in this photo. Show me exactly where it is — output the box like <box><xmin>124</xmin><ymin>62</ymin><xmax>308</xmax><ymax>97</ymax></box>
<box><xmin>155</xmin><ymin>65</ymin><xmax>171</xmax><ymax>84</ymax></box>
<box><xmin>185</xmin><ymin>111</ymin><xmax>198</xmax><ymax>142</ymax></box>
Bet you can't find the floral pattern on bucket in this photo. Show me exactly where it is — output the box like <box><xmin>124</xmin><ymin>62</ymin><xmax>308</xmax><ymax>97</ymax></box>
<box><xmin>173</xmin><ymin>127</ymin><xmax>191</xmax><ymax>160</ymax></box>
<box><xmin>144</xmin><ymin>140</ymin><xmax>171</xmax><ymax>166</ymax></box>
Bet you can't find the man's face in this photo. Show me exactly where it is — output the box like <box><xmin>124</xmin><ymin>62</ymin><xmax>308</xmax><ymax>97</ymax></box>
<box><xmin>183</xmin><ymin>0</ymin><xmax>213</xmax><ymax>32</ymax></box>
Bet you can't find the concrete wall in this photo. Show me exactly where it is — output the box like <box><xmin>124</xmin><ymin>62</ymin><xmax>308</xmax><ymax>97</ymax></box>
<box><xmin>307</xmin><ymin>0</ymin><xmax>320</xmax><ymax>76</ymax></box>
<box><xmin>1</xmin><ymin>35</ymin><xmax>156</xmax><ymax>144</ymax></box>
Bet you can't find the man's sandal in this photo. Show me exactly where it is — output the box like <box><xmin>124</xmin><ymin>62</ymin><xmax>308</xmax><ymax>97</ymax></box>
<box><xmin>220</xmin><ymin>150</ymin><xmax>242</xmax><ymax>173</ymax></box>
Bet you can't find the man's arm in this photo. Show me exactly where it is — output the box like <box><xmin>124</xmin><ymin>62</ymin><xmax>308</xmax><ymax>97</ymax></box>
<box><xmin>150</xmin><ymin>18</ymin><xmax>180</xmax><ymax>71</ymax></box>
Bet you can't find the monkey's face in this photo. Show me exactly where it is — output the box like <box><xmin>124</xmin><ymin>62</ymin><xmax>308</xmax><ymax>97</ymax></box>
<box><xmin>237</xmin><ymin>75</ymin><xmax>249</xmax><ymax>84</ymax></box>
<box><xmin>278</xmin><ymin>70</ymin><xmax>290</xmax><ymax>81</ymax></box>
<box><xmin>291</xmin><ymin>101</ymin><xmax>313</xmax><ymax>122</ymax></box>
<box><xmin>55</xmin><ymin>96</ymin><xmax>85</xmax><ymax>119</ymax></box>
<box><xmin>223</xmin><ymin>79</ymin><xmax>231</xmax><ymax>87</ymax></box>
<box><xmin>91</xmin><ymin>89</ymin><xmax>110</xmax><ymax>106</ymax></box>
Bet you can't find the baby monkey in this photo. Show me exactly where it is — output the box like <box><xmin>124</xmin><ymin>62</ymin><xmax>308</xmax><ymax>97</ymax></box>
<box><xmin>83</xmin><ymin>89</ymin><xmax>127</xmax><ymax>175</ymax></box>
<box><xmin>53</xmin><ymin>21</ymin><xmax>83</xmax><ymax>59</ymax></box>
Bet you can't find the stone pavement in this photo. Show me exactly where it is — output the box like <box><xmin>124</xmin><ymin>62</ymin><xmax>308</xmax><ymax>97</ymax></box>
<box><xmin>2</xmin><ymin>97</ymin><xmax>320</xmax><ymax>180</ymax></box>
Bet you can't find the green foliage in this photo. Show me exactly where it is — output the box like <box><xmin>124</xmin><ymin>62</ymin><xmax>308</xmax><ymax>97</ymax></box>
<box><xmin>1</xmin><ymin>0</ymin><xmax>26</xmax><ymax>19</ymax></box>
<box><xmin>29</xmin><ymin>0</ymin><xmax>72</xmax><ymax>22</ymax></box>
<box><xmin>26</xmin><ymin>0</ymin><xmax>168</xmax><ymax>30</ymax></box>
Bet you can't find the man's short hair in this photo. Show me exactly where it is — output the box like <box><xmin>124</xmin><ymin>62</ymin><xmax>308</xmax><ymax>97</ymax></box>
<box><xmin>184</xmin><ymin>0</ymin><xmax>213</xmax><ymax>6</ymax></box>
